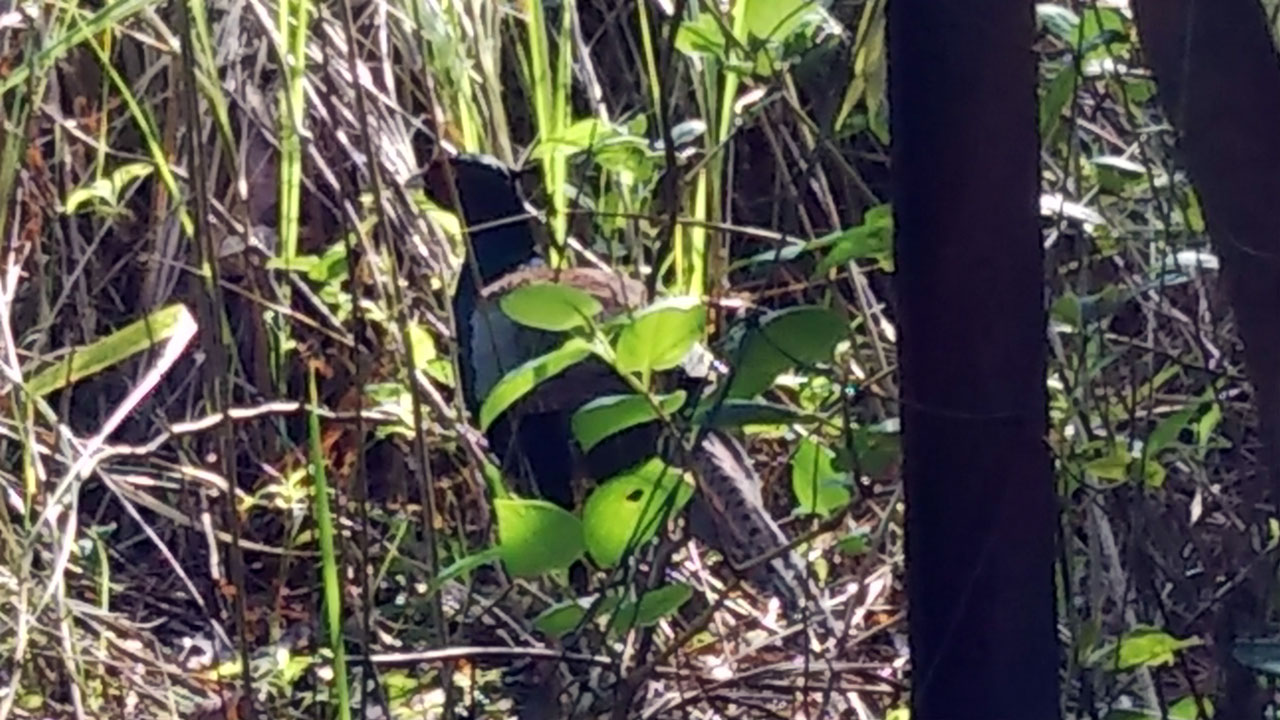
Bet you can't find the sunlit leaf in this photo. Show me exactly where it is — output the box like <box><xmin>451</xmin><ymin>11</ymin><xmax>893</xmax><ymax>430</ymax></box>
<box><xmin>26</xmin><ymin>304</ymin><xmax>194</xmax><ymax>398</ymax></box>
<box><xmin>64</xmin><ymin>179</ymin><xmax>115</xmax><ymax>214</ymax></box>
<box><xmin>535</xmin><ymin>118</ymin><xmax>621</xmax><ymax>155</ymax></box>
<box><xmin>1039</xmin><ymin>63</ymin><xmax>1077</xmax><ymax>140</ymax></box>
<box><xmin>791</xmin><ymin>436</ymin><xmax>852</xmax><ymax>517</ymax></box>
<box><xmin>674</xmin><ymin>15</ymin><xmax>728</xmax><ymax>59</ymax></box>
<box><xmin>725</xmin><ymin>306</ymin><xmax>846</xmax><ymax>399</ymax></box>
<box><xmin>533</xmin><ymin>593</ymin><xmax>624</xmax><ymax>638</ymax></box>
<box><xmin>1147</xmin><ymin>402</ymin><xmax>1203</xmax><ymax>456</ymax></box>
<box><xmin>495</xmin><ymin>498</ymin><xmax>585</xmax><ymax>577</ymax></box>
<box><xmin>614</xmin><ymin>296</ymin><xmax>705</xmax><ymax>375</ymax></box>
<box><xmin>582</xmin><ymin>458</ymin><xmax>693</xmax><ymax>568</ymax></box>
<box><xmin>1084</xmin><ymin>444</ymin><xmax>1131</xmax><ymax>482</ymax></box>
<box><xmin>816</xmin><ymin>205</ymin><xmax>894</xmax><ymax>273</ymax></box>
<box><xmin>744</xmin><ymin>0</ymin><xmax>824</xmax><ymax>42</ymax></box>
<box><xmin>609</xmin><ymin>583</ymin><xmax>693</xmax><ymax>635</ymax></box>
<box><xmin>1115</xmin><ymin>626</ymin><xmax>1200</xmax><ymax>670</ymax></box>
<box><xmin>571</xmin><ymin>391</ymin><xmax>686</xmax><ymax>452</ymax></box>
<box><xmin>499</xmin><ymin>283</ymin><xmax>604</xmax><ymax>332</ymax></box>
<box><xmin>479</xmin><ymin>338</ymin><xmax>595</xmax><ymax>430</ymax></box>
<box><xmin>109</xmin><ymin>161</ymin><xmax>155</xmax><ymax>195</ymax></box>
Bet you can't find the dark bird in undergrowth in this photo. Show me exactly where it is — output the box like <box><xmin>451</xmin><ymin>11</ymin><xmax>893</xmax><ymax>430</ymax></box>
<box><xmin>430</xmin><ymin>152</ymin><xmax>834</xmax><ymax>626</ymax></box>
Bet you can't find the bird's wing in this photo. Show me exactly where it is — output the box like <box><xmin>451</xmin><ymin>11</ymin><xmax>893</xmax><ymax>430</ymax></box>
<box><xmin>481</xmin><ymin>265</ymin><xmax>647</xmax><ymax>316</ymax></box>
<box><xmin>468</xmin><ymin>264</ymin><xmax>648</xmax><ymax>414</ymax></box>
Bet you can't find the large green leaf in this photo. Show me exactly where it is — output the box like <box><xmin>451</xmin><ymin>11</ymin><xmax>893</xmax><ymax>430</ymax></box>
<box><xmin>1114</xmin><ymin>626</ymin><xmax>1201</xmax><ymax>670</ymax></box>
<box><xmin>674</xmin><ymin>14</ymin><xmax>729</xmax><ymax>60</ymax></box>
<box><xmin>582</xmin><ymin>458</ymin><xmax>694</xmax><ymax>568</ymax></box>
<box><xmin>608</xmin><ymin>583</ymin><xmax>692</xmax><ymax>635</ymax></box>
<box><xmin>499</xmin><ymin>283</ymin><xmax>603</xmax><ymax>331</ymax></box>
<box><xmin>571</xmin><ymin>391</ymin><xmax>686</xmax><ymax>452</ymax></box>
<box><xmin>533</xmin><ymin>118</ymin><xmax>624</xmax><ymax>157</ymax></box>
<box><xmin>26</xmin><ymin>304</ymin><xmax>194</xmax><ymax>398</ymax></box>
<box><xmin>533</xmin><ymin>593</ymin><xmax>624</xmax><ymax>638</ymax></box>
<box><xmin>725</xmin><ymin>306</ymin><xmax>847</xmax><ymax>399</ymax></box>
<box><xmin>1146</xmin><ymin>401</ymin><xmax>1204</xmax><ymax>456</ymax></box>
<box><xmin>495</xmin><ymin>498</ymin><xmax>585</xmax><ymax>577</ymax></box>
<box><xmin>478</xmin><ymin>338</ymin><xmax>595</xmax><ymax>430</ymax></box>
<box><xmin>614</xmin><ymin>296</ymin><xmax>705</xmax><ymax>375</ymax></box>
<box><xmin>815</xmin><ymin>205</ymin><xmax>894</xmax><ymax>273</ymax></box>
<box><xmin>744</xmin><ymin>0</ymin><xmax>824</xmax><ymax>43</ymax></box>
<box><xmin>791</xmin><ymin>436</ymin><xmax>852</xmax><ymax>517</ymax></box>
<box><xmin>1039</xmin><ymin>63</ymin><xmax>1076</xmax><ymax>140</ymax></box>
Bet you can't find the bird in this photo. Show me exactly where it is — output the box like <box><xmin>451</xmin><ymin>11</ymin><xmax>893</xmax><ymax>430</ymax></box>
<box><xmin>432</xmin><ymin>154</ymin><xmax>658</xmax><ymax>508</ymax></box>
<box><xmin>429</xmin><ymin>152</ymin><xmax>831</xmax><ymax>623</ymax></box>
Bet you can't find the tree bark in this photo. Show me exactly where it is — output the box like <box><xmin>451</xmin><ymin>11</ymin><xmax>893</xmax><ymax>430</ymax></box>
<box><xmin>1132</xmin><ymin>0</ymin><xmax>1280</xmax><ymax>714</ymax></box>
<box><xmin>889</xmin><ymin>2</ymin><xmax>1061</xmax><ymax>718</ymax></box>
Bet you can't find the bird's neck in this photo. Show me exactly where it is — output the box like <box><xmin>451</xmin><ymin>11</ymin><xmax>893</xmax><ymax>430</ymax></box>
<box><xmin>469</xmin><ymin>219</ymin><xmax>540</xmax><ymax>286</ymax></box>
<box><xmin>452</xmin><ymin>220</ymin><xmax>541</xmax><ymax>332</ymax></box>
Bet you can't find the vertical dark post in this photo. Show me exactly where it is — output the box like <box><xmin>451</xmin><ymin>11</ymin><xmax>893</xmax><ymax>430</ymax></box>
<box><xmin>1132</xmin><ymin>1</ymin><xmax>1280</xmax><ymax>713</ymax></box>
<box><xmin>889</xmin><ymin>3</ymin><xmax>1060</xmax><ymax>718</ymax></box>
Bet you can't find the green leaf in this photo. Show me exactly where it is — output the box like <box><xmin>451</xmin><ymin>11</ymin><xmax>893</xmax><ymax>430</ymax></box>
<box><xmin>430</xmin><ymin>548</ymin><xmax>503</xmax><ymax>593</ymax></box>
<box><xmin>25</xmin><ymin>304</ymin><xmax>195</xmax><ymax>398</ymax></box>
<box><xmin>533</xmin><ymin>601</ymin><xmax>587</xmax><ymax>638</ymax></box>
<box><xmin>534</xmin><ymin>594</ymin><xmax>625</xmax><ymax>638</ymax></box>
<box><xmin>1138</xmin><ymin>459</ymin><xmax>1166</xmax><ymax>488</ymax></box>
<box><xmin>109</xmin><ymin>161</ymin><xmax>155</xmax><ymax>195</ymax></box>
<box><xmin>64</xmin><ymin>162</ymin><xmax>155</xmax><ymax>215</ymax></box>
<box><xmin>1196</xmin><ymin>402</ymin><xmax>1222</xmax><ymax>452</ymax></box>
<box><xmin>582</xmin><ymin>458</ymin><xmax>694</xmax><ymax>568</ymax></box>
<box><xmin>495</xmin><ymin>498</ymin><xmax>585</xmax><ymax>577</ymax></box>
<box><xmin>64</xmin><ymin>178</ymin><xmax>116</xmax><ymax>214</ymax></box>
<box><xmin>478</xmin><ymin>338</ymin><xmax>596</xmax><ymax>430</ymax></box>
<box><xmin>725</xmin><ymin>306</ymin><xmax>847</xmax><ymax>399</ymax></box>
<box><xmin>845</xmin><ymin>422</ymin><xmax>902</xmax><ymax>478</ymax></box>
<box><xmin>744</xmin><ymin>0</ymin><xmax>823</xmax><ymax>43</ymax></box>
<box><xmin>499</xmin><ymin>283</ymin><xmax>603</xmax><ymax>332</ymax></box>
<box><xmin>1115</xmin><ymin>626</ymin><xmax>1201</xmax><ymax>670</ymax></box>
<box><xmin>571</xmin><ymin>391</ymin><xmax>686</xmax><ymax>453</ymax></box>
<box><xmin>674</xmin><ymin>14</ymin><xmax>729</xmax><ymax>59</ymax></box>
<box><xmin>1168</xmin><ymin>696</ymin><xmax>1211</xmax><ymax>720</ymax></box>
<box><xmin>614</xmin><ymin>296</ymin><xmax>705</xmax><ymax>375</ymax></box>
<box><xmin>1049</xmin><ymin>292</ymin><xmax>1082</xmax><ymax>327</ymax></box>
<box><xmin>1079</xmin><ymin>7</ymin><xmax>1128</xmax><ymax>59</ymax></box>
<box><xmin>1039</xmin><ymin>63</ymin><xmax>1076</xmax><ymax>140</ymax></box>
<box><xmin>816</xmin><ymin>205</ymin><xmax>894</xmax><ymax>273</ymax></box>
<box><xmin>609</xmin><ymin>583</ymin><xmax>693</xmax><ymax>635</ymax></box>
<box><xmin>836</xmin><ymin>531</ymin><xmax>870</xmax><ymax>556</ymax></box>
<box><xmin>1084</xmin><ymin>444</ymin><xmax>1131</xmax><ymax>483</ymax></box>
<box><xmin>791</xmin><ymin>436</ymin><xmax>852</xmax><ymax>517</ymax></box>
<box><xmin>1146</xmin><ymin>402</ymin><xmax>1202</xmax><ymax>456</ymax></box>
<box><xmin>694</xmin><ymin>398</ymin><xmax>818</xmax><ymax>429</ymax></box>
<box><xmin>591</xmin><ymin>135</ymin><xmax>657</xmax><ymax>177</ymax></box>
<box><xmin>534</xmin><ymin>118</ymin><xmax>621</xmax><ymax>156</ymax></box>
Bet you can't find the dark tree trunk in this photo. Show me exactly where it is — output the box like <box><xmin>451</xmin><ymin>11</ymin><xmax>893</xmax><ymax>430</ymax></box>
<box><xmin>1132</xmin><ymin>0</ymin><xmax>1280</xmax><ymax>714</ymax></box>
<box><xmin>889</xmin><ymin>3</ymin><xmax>1061</xmax><ymax>718</ymax></box>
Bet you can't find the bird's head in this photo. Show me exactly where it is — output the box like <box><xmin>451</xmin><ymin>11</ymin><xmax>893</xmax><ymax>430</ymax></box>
<box><xmin>425</xmin><ymin>153</ymin><xmax>540</xmax><ymax>285</ymax></box>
